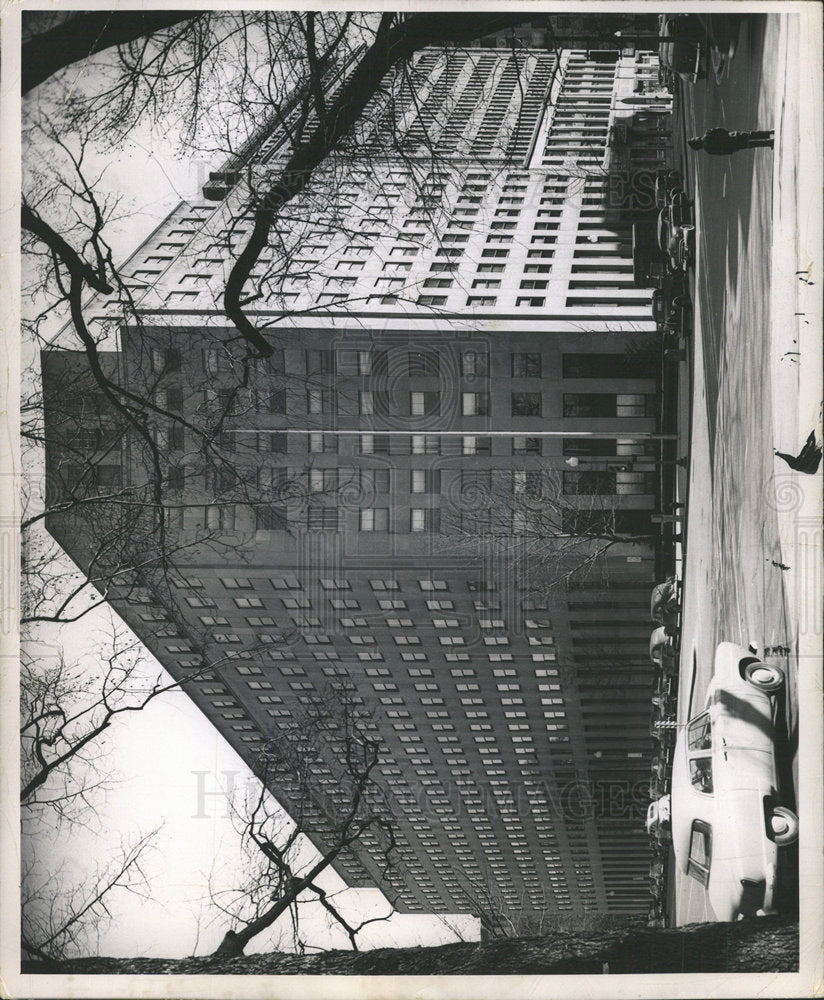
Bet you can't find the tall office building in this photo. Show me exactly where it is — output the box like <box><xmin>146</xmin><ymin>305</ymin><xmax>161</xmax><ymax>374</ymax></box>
<box><xmin>43</xmin><ymin>44</ymin><xmax>672</xmax><ymax>918</ymax></box>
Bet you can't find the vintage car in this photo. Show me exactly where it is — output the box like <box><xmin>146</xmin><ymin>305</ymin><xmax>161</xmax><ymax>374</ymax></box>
<box><xmin>671</xmin><ymin>642</ymin><xmax>798</xmax><ymax>920</ymax></box>
<box><xmin>652</xmin><ymin>286</ymin><xmax>692</xmax><ymax>335</ymax></box>
<box><xmin>650</xmin><ymin>626</ymin><xmax>679</xmax><ymax>675</ymax></box>
<box><xmin>659</xmin><ymin>14</ymin><xmax>704</xmax><ymax>84</ymax></box>
<box><xmin>646</xmin><ymin>794</ymin><xmax>672</xmax><ymax>835</ymax></box>
<box><xmin>654</xmin><ymin>170</ymin><xmax>683</xmax><ymax>210</ymax></box>
<box><xmin>651</xmin><ymin>576</ymin><xmax>680</xmax><ymax>626</ymax></box>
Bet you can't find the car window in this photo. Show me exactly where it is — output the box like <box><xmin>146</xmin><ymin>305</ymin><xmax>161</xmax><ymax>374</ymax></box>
<box><xmin>689</xmin><ymin>756</ymin><xmax>713</xmax><ymax>793</ymax></box>
<box><xmin>687</xmin><ymin>714</ymin><xmax>712</xmax><ymax>751</ymax></box>
<box><xmin>687</xmin><ymin>821</ymin><xmax>712</xmax><ymax>887</ymax></box>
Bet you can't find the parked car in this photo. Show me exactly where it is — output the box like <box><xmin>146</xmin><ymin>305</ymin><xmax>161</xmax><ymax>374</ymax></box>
<box><xmin>655</xmin><ymin>170</ymin><xmax>683</xmax><ymax>210</ymax></box>
<box><xmin>652</xmin><ymin>670</ymin><xmax>679</xmax><ymax>716</ymax></box>
<box><xmin>652</xmin><ymin>285</ymin><xmax>692</xmax><ymax>335</ymax></box>
<box><xmin>667</xmin><ymin>224</ymin><xmax>694</xmax><ymax>272</ymax></box>
<box><xmin>659</xmin><ymin>14</ymin><xmax>704</xmax><ymax>84</ymax></box>
<box><xmin>651</xmin><ymin>576</ymin><xmax>680</xmax><ymax>626</ymax></box>
<box><xmin>646</xmin><ymin>794</ymin><xmax>672</xmax><ymax>835</ymax></box>
<box><xmin>671</xmin><ymin>642</ymin><xmax>798</xmax><ymax>920</ymax></box>
<box><xmin>650</xmin><ymin>626</ymin><xmax>679</xmax><ymax>675</ymax></box>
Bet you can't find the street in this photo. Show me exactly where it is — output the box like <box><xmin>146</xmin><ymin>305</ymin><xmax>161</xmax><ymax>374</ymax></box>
<box><xmin>666</xmin><ymin>13</ymin><xmax>820</xmax><ymax>925</ymax></box>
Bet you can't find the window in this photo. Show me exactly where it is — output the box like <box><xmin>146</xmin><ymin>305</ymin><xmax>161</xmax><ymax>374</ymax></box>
<box><xmin>308</xmin><ymin>432</ymin><xmax>337</xmax><ymax>453</ymax></box>
<box><xmin>360</xmin><ymin>433</ymin><xmax>392</xmax><ymax>455</ymax></box>
<box><xmin>462</xmin><ymin>392</ymin><xmax>490</xmax><ymax>416</ymax></box>
<box><xmin>419</xmin><ymin>579</ymin><xmax>448</xmax><ymax>592</ymax></box>
<box><xmin>360</xmin><ymin>467</ymin><xmax>391</xmax><ymax>493</ymax></box>
<box><xmin>687</xmin><ymin>821</ymin><xmax>712</xmax><ymax>887</ymax></box>
<box><xmin>689</xmin><ymin>757</ymin><xmax>713</xmax><ymax>794</ymax></box>
<box><xmin>512</xmin><ymin>436</ymin><xmax>541</xmax><ymax>455</ymax></box>
<box><xmin>360</xmin><ymin>508</ymin><xmax>389</xmax><ymax>532</ymax></box>
<box><xmin>309</xmin><ymin>468</ymin><xmax>338</xmax><ymax>493</ymax></box>
<box><xmin>565</xmin><ymin>353</ymin><xmax>646</xmax><ymax>379</ymax></box>
<box><xmin>307</xmin><ymin>389</ymin><xmax>326</xmax><ymax>414</ymax></box>
<box><xmin>306</xmin><ymin>349</ymin><xmax>334</xmax><ymax>375</ymax></box>
<box><xmin>511</xmin><ymin>353</ymin><xmax>542</xmax><ymax>378</ymax></box>
<box><xmin>563</xmin><ymin>394</ymin><xmax>654</xmax><ymax>418</ymax></box>
<box><xmin>511</xmin><ymin>392</ymin><xmax>542</xmax><ymax>417</ymax></box>
<box><xmin>410</xmin><ymin>391</ymin><xmax>439</xmax><ymax>416</ymax></box>
<box><xmin>687</xmin><ymin>714</ymin><xmax>712</xmax><ymax>751</ymax></box>
<box><xmin>307</xmin><ymin>508</ymin><xmax>340</xmax><ymax>531</ymax></box>
<box><xmin>410</xmin><ymin>508</ymin><xmax>440</xmax><ymax>532</ymax></box>
<box><xmin>417</xmin><ymin>295</ymin><xmax>447</xmax><ymax>307</ymax></box>
<box><xmin>563</xmin><ymin>470</ymin><xmax>615</xmax><ymax>495</ymax></box>
<box><xmin>410</xmin><ymin>469</ymin><xmax>440</xmax><ymax>494</ymax></box>
<box><xmin>516</xmin><ymin>296</ymin><xmax>545</xmax><ymax>307</ymax></box>
<box><xmin>408</xmin><ymin>351</ymin><xmax>440</xmax><ymax>376</ymax></box>
<box><xmin>462</xmin><ymin>436</ymin><xmax>491</xmax><ymax>455</ymax></box>
<box><xmin>466</xmin><ymin>296</ymin><xmax>497</xmax><ymax>307</ymax></box>
<box><xmin>462</xmin><ymin>351</ymin><xmax>489</xmax><ymax>377</ymax></box>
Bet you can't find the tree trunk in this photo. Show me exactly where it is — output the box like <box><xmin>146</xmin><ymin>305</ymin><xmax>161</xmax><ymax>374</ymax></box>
<box><xmin>22</xmin><ymin>12</ymin><xmax>199</xmax><ymax>94</ymax></box>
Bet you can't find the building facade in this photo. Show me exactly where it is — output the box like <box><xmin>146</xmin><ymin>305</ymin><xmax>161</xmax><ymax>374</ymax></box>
<box><xmin>44</xmin><ymin>44</ymin><xmax>672</xmax><ymax>919</ymax></box>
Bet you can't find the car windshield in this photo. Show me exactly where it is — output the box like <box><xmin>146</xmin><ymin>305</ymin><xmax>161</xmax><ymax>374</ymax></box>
<box><xmin>687</xmin><ymin>713</ymin><xmax>712</xmax><ymax>751</ymax></box>
<box><xmin>689</xmin><ymin>756</ymin><xmax>713</xmax><ymax>793</ymax></box>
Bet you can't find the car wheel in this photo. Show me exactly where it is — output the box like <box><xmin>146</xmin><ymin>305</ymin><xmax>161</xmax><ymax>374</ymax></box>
<box><xmin>768</xmin><ymin>805</ymin><xmax>799</xmax><ymax>846</ymax></box>
<box><xmin>744</xmin><ymin>659</ymin><xmax>785</xmax><ymax>692</ymax></box>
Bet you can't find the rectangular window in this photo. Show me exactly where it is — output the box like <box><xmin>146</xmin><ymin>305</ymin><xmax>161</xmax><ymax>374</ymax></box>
<box><xmin>407</xmin><ymin>351</ymin><xmax>440</xmax><ymax>377</ymax></box>
<box><xmin>563</xmin><ymin>353</ymin><xmax>657</xmax><ymax>379</ymax></box>
<box><xmin>512</xmin><ymin>436</ymin><xmax>541</xmax><ymax>455</ymax></box>
<box><xmin>411</xmin><ymin>434</ymin><xmax>440</xmax><ymax>454</ymax></box>
<box><xmin>361</xmin><ymin>467</ymin><xmax>391</xmax><ymax>493</ymax></box>
<box><xmin>307</xmin><ymin>508</ymin><xmax>340</xmax><ymax>531</ymax></box>
<box><xmin>462</xmin><ymin>392</ymin><xmax>490</xmax><ymax>416</ymax></box>
<box><xmin>410</xmin><ymin>391</ymin><xmax>440</xmax><ymax>416</ymax></box>
<box><xmin>563</xmin><ymin>393</ymin><xmax>655</xmax><ymax>418</ymax></box>
<box><xmin>462</xmin><ymin>350</ymin><xmax>489</xmax><ymax>377</ymax></box>
<box><xmin>563</xmin><ymin>470</ymin><xmax>615</xmax><ymax>495</ymax></box>
<box><xmin>360</xmin><ymin>508</ymin><xmax>389</xmax><ymax>532</ymax></box>
<box><xmin>511</xmin><ymin>392</ymin><xmax>542</xmax><ymax>417</ymax></box>
<box><xmin>410</xmin><ymin>469</ymin><xmax>441</xmax><ymax>494</ymax></box>
<box><xmin>462</xmin><ymin>435</ymin><xmax>491</xmax><ymax>455</ymax></box>
<box><xmin>256</xmin><ymin>506</ymin><xmax>287</xmax><ymax>531</ymax></box>
<box><xmin>511</xmin><ymin>353</ymin><xmax>542</xmax><ymax>378</ymax></box>
<box><xmin>410</xmin><ymin>508</ymin><xmax>440</xmax><ymax>533</ymax></box>
<box><xmin>308</xmin><ymin>432</ymin><xmax>337</xmax><ymax>453</ymax></box>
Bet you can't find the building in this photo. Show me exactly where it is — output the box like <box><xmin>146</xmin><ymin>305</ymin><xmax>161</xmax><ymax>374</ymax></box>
<box><xmin>43</xmin><ymin>43</ymin><xmax>673</xmax><ymax>920</ymax></box>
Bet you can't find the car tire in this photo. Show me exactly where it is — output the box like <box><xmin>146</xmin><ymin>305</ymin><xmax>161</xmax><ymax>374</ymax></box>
<box><xmin>768</xmin><ymin>805</ymin><xmax>799</xmax><ymax>846</ymax></box>
<box><xmin>744</xmin><ymin>659</ymin><xmax>785</xmax><ymax>692</ymax></box>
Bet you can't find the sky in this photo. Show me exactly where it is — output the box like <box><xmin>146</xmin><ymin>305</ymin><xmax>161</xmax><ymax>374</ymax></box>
<box><xmin>18</xmin><ymin>21</ymin><xmax>477</xmax><ymax>958</ymax></box>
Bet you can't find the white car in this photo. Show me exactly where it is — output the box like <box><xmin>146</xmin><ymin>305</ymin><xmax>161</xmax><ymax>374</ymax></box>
<box><xmin>646</xmin><ymin>794</ymin><xmax>672</xmax><ymax>834</ymax></box>
<box><xmin>671</xmin><ymin>642</ymin><xmax>798</xmax><ymax>920</ymax></box>
<box><xmin>650</xmin><ymin>626</ymin><xmax>678</xmax><ymax>675</ymax></box>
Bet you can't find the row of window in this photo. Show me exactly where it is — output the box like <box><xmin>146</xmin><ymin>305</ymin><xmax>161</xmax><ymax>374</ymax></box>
<box><xmin>302</xmin><ymin>391</ymin><xmax>655</xmax><ymax>418</ymax></box>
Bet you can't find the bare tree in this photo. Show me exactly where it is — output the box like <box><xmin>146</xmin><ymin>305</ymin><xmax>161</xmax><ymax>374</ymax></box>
<box><xmin>19</xmin><ymin>622</ymin><xmax>167</xmax><ymax>961</ymax></box>
<box><xmin>208</xmin><ymin>688</ymin><xmax>398</xmax><ymax>957</ymax></box>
